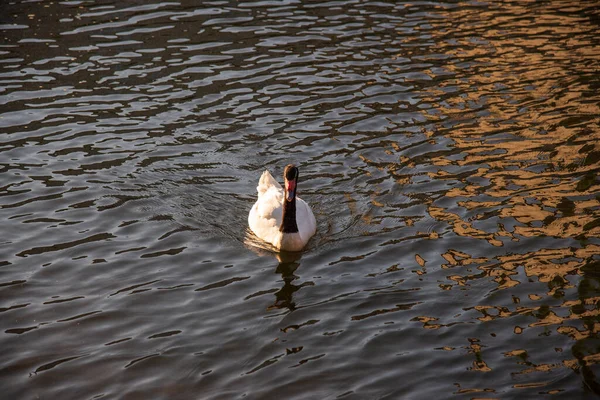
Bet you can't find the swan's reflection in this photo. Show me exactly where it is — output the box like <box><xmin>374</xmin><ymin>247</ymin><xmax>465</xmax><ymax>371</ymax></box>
<box><xmin>269</xmin><ymin>253</ymin><xmax>302</xmax><ymax>311</ymax></box>
<box><xmin>245</xmin><ymin>233</ymin><xmax>306</xmax><ymax>312</ymax></box>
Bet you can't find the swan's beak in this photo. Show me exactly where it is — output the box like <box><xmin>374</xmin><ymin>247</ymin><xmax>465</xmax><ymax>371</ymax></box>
<box><xmin>285</xmin><ymin>179</ymin><xmax>296</xmax><ymax>202</ymax></box>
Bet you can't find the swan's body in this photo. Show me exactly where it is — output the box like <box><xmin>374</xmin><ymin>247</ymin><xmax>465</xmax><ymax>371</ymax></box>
<box><xmin>248</xmin><ymin>166</ymin><xmax>316</xmax><ymax>252</ymax></box>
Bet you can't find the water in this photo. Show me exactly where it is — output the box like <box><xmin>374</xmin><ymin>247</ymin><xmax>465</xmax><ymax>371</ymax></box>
<box><xmin>1</xmin><ymin>0</ymin><xmax>599</xmax><ymax>398</ymax></box>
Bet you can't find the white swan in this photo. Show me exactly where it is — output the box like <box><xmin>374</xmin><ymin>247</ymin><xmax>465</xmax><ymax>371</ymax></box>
<box><xmin>248</xmin><ymin>164</ymin><xmax>316</xmax><ymax>252</ymax></box>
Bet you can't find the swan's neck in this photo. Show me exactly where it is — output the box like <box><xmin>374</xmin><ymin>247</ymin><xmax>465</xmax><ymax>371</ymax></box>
<box><xmin>280</xmin><ymin>198</ymin><xmax>299</xmax><ymax>233</ymax></box>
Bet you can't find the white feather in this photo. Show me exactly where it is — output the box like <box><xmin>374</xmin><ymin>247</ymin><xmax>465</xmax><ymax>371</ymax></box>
<box><xmin>248</xmin><ymin>170</ymin><xmax>316</xmax><ymax>251</ymax></box>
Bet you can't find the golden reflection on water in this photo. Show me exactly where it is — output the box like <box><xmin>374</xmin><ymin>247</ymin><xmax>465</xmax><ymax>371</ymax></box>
<box><xmin>402</xmin><ymin>0</ymin><xmax>600</xmax><ymax>388</ymax></box>
<box><xmin>421</xmin><ymin>3</ymin><xmax>600</xmax><ymax>255</ymax></box>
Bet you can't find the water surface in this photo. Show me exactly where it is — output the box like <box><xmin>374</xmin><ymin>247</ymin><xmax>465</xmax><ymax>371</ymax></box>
<box><xmin>1</xmin><ymin>1</ymin><xmax>600</xmax><ymax>398</ymax></box>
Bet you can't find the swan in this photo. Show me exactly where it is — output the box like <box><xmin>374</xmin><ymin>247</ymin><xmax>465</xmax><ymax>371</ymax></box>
<box><xmin>248</xmin><ymin>164</ymin><xmax>316</xmax><ymax>251</ymax></box>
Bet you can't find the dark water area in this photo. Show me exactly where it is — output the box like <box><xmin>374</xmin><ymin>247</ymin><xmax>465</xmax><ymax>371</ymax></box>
<box><xmin>1</xmin><ymin>0</ymin><xmax>600</xmax><ymax>398</ymax></box>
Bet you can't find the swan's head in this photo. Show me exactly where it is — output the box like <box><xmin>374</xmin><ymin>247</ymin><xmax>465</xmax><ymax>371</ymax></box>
<box><xmin>283</xmin><ymin>164</ymin><xmax>299</xmax><ymax>202</ymax></box>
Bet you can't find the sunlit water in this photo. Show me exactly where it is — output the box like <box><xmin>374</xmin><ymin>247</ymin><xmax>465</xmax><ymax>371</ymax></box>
<box><xmin>1</xmin><ymin>1</ymin><xmax>600</xmax><ymax>398</ymax></box>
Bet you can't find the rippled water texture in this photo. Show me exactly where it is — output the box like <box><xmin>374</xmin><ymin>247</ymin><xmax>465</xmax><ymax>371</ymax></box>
<box><xmin>2</xmin><ymin>1</ymin><xmax>600</xmax><ymax>398</ymax></box>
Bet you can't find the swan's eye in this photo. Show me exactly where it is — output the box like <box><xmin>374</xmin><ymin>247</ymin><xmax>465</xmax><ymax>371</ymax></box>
<box><xmin>286</xmin><ymin>167</ymin><xmax>297</xmax><ymax>181</ymax></box>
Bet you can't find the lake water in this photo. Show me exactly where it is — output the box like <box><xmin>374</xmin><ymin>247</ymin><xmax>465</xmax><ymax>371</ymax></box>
<box><xmin>1</xmin><ymin>1</ymin><xmax>600</xmax><ymax>398</ymax></box>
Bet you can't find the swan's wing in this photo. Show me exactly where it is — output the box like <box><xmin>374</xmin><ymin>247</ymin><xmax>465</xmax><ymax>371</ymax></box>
<box><xmin>257</xmin><ymin>170</ymin><xmax>282</xmax><ymax>196</ymax></box>
<box><xmin>248</xmin><ymin>185</ymin><xmax>283</xmax><ymax>246</ymax></box>
<box><xmin>296</xmin><ymin>197</ymin><xmax>317</xmax><ymax>242</ymax></box>
<box><xmin>256</xmin><ymin>186</ymin><xmax>283</xmax><ymax>221</ymax></box>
